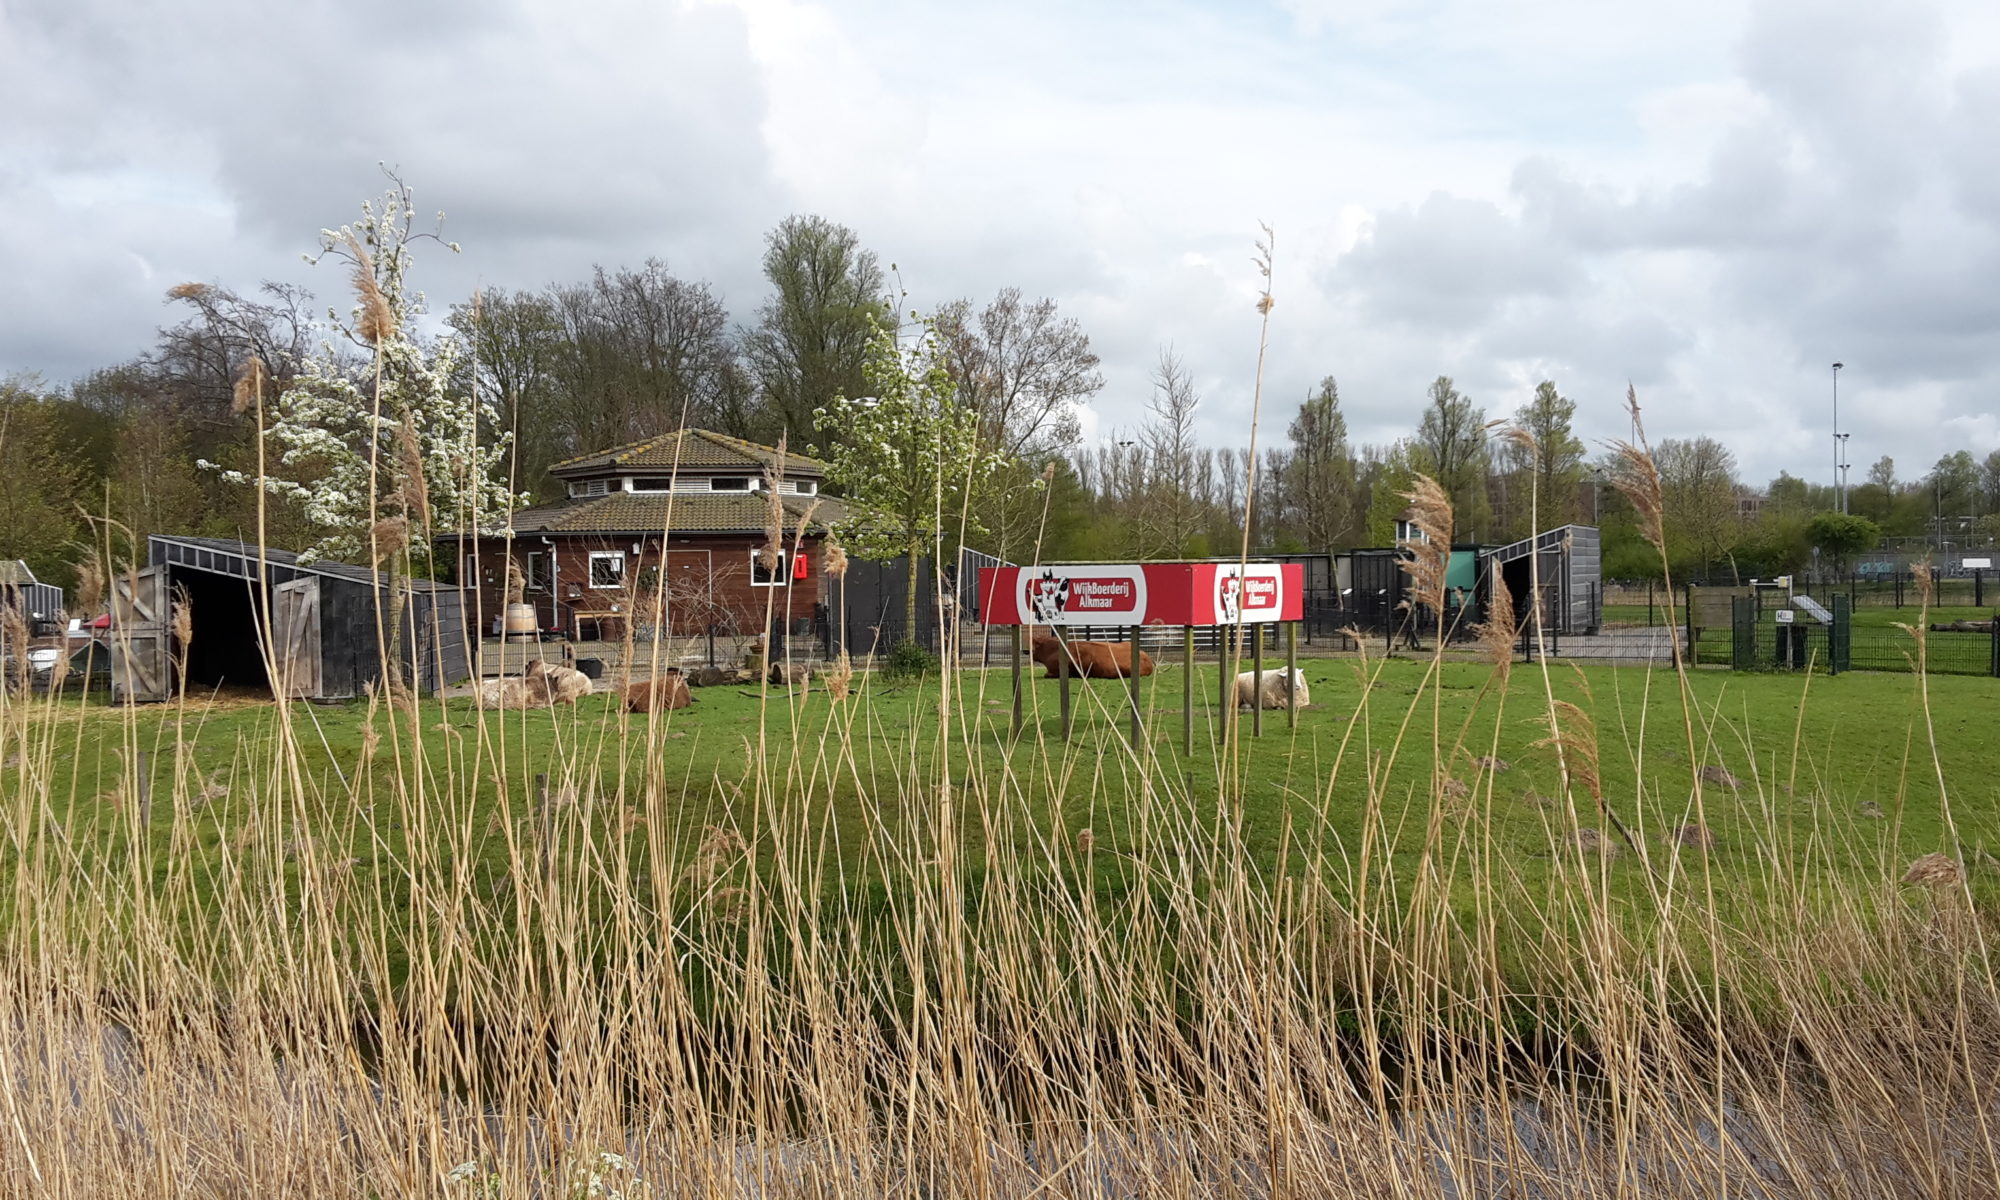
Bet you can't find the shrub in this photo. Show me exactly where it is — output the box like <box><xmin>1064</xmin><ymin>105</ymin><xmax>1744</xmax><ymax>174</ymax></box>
<box><xmin>880</xmin><ymin>638</ymin><xmax>939</xmax><ymax>679</ymax></box>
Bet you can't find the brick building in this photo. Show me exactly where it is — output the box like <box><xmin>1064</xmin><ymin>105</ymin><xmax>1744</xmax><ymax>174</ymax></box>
<box><xmin>444</xmin><ymin>429</ymin><xmax>847</xmax><ymax>641</ymax></box>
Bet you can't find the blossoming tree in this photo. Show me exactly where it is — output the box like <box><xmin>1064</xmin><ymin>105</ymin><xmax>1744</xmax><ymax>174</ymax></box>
<box><xmin>816</xmin><ymin>317</ymin><xmax>1008</xmax><ymax>636</ymax></box>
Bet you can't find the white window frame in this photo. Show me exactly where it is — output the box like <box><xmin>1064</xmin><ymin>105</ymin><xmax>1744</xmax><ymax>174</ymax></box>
<box><xmin>524</xmin><ymin>550</ymin><xmax>551</xmax><ymax>592</ymax></box>
<box><xmin>789</xmin><ymin>479</ymin><xmax>818</xmax><ymax>496</ymax></box>
<box><xmin>588</xmin><ymin>551</ymin><xmax>626</xmax><ymax>589</ymax></box>
<box><xmin>749</xmin><ymin>548</ymin><xmax>789</xmax><ymax>587</ymax></box>
<box><xmin>709</xmin><ymin>476</ymin><xmax>753</xmax><ymax>492</ymax></box>
<box><xmin>570</xmin><ymin>478</ymin><xmax>613</xmax><ymax>499</ymax></box>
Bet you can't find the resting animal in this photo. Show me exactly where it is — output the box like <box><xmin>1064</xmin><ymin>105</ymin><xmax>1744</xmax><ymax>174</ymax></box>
<box><xmin>1028</xmin><ymin>634</ymin><xmax>1154</xmax><ymax>679</ymax></box>
<box><xmin>525</xmin><ymin>658</ymin><xmax>592</xmax><ymax>706</ymax></box>
<box><xmin>621</xmin><ymin>670</ymin><xmax>692</xmax><ymax>713</ymax></box>
<box><xmin>1234</xmin><ymin>668</ymin><xmax>1309</xmax><ymax>710</ymax></box>
<box><xmin>474</xmin><ymin>678</ymin><xmax>533</xmax><ymax>710</ymax></box>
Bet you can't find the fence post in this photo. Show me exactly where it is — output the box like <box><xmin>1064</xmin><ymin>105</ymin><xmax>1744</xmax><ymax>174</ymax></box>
<box><xmin>1991</xmin><ymin>611</ymin><xmax>1999</xmax><ymax>679</ymax></box>
<box><xmin>1251</xmin><ymin>625</ymin><xmax>1264</xmax><ymax>739</ymax></box>
<box><xmin>1830</xmin><ymin>594</ymin><xmax>1850</xmax><ymax>675</ymax></box>
<box><xmin>1010</xmin><ymin>624</ymin><xmax>1023</xmax><ymax>738</ymax></box>
<box><xmin>1731</xmin><ymin>594</ymin><xmax>1754</xmax><ymax>670</ymax></box>
<box><xmin>1127</xmin><ymin>625</ymin><xmax>1142</xmax><ymax>748</ymax></box>
<box><xmin>1286</xmin><ymin>621</ymin><xmax>1299</xmax><ymax>732</ymax></box>
<box><xmin>1183</xmin><ymin>625</ymin><xmax>1194</xmax><ymax>755</ymax></box>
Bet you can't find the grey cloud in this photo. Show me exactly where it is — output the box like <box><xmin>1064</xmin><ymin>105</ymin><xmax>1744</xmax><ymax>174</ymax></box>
<box><xmin>1334</xmin><ymin>192</ymin><xmax>1583</xmax><ymax>329</ymax></box>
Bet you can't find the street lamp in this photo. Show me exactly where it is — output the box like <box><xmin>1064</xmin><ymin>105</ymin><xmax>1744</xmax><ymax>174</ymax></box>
<box><xmin>1831</xmin><ymin>362</ymin><xmax>1845</xmax><ymax>514</ymax></box>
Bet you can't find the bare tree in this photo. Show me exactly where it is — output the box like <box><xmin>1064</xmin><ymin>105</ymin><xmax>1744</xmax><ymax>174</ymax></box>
<box><xmin>934</xmin><ymin>288</ymin><xmax>1103</xmax><ymax>459</ymax></box>
<box><xmin>1136</xmin><ymin>349</ymin><xmax>1206</xmax><ymax>557</ymax></box>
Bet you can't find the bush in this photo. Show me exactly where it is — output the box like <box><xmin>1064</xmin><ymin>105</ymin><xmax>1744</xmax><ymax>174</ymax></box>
<box><xmin>880</xmin><ymin>638</ymin><xmax>940</xmax><ymax>680</ymax></box>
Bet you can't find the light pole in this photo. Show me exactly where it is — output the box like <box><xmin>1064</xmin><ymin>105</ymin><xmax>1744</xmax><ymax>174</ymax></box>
<box><xmin>1831</xmin><ymin>362</ymin><xmax>1846</xmax><ymax>514</ymax></box>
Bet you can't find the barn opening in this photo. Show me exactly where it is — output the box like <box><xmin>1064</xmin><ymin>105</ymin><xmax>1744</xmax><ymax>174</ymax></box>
<box><xmin>169</xmin><ymin>565</ymin><xmax>273</xmax><ymax>694</ymax></box>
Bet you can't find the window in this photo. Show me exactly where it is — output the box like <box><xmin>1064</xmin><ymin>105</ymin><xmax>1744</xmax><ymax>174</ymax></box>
<box><xmin>570</xmin><ymin>478</ymin><xmax>613</xmax><ymax>499</ymax></box>
<box><xmin>749</xmin><ymin>548</ymin><xmax>788</xmax><ymax>587</ymax></box>
<box><xmin>631</xmin><ymin>477</ymin><xmax>673</xmax><ymax>492</ymax></box>
<box><xmin>524</xmin><ymin>551</ymin><xmax>551</xmax><ymax>592</ymax></box>
<box><xmin>788</xmin><ymin>479</ymin><xmax>818</xmax><ymax>496</ymax></box>
<box><xmin>589</xmin><ymin>551</ymin><xmax>625</xmax><ymax>589</ymax></box>
<box><xmin>709</xmin><ymin>477</ymin><xmax>752</xmax><ymax>492</ymax></box>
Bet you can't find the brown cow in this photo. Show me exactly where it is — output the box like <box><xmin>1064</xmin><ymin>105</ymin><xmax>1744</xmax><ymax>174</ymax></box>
<box><xmin>621</xmin><ymin>670</ymin><xmax>693</xmax><ymax>713</ymax></box>
<box><xmin>1028</xmin><ymin>633</ymin><xmax>1154</xmax><ymax>679</ymax></box>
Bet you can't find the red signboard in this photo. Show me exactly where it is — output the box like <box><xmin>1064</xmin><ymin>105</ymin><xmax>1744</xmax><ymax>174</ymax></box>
<box><xmin>978</xmin><ymin>562</ymin><xmax>1303</xmax><ymax>626</ymax></box>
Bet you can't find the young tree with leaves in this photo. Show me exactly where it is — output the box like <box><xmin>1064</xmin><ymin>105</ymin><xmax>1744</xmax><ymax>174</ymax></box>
<box><xmin>1515</xmin><ymin>380</ymin><xmax>1583</xmax><ymax>529</ymax></box>
<box><xmin>816</xmin><ymin>318</ymin><xmax>1005</xmax><ymax>631</ymax></box>
<box><xmin>1285</xmin><ymin>375</ymin><xmax>1358</xmax><ymax>551</ymax></box>
<box><xmin>744</xmin><ymin>215</ymin><xmax>888</xmax><ymax>451</ymax></box>
<box><xmin>1413</xmin><ymin>376</ymin><xmax>1489</xmax><ymax>538</ymax></box>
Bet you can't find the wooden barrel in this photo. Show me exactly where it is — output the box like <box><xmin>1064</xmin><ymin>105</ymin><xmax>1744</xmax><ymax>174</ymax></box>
<box><xmin>503</xmin><ymin>603</ymin><xmax>538</xmax><ymax>641</ymax></box>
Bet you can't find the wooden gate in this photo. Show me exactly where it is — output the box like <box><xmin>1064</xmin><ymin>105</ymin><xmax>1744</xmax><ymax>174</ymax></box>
<box><xmin>110</xmin><ymin>566</ymin><xmax>171</xmax><ymax>704</ymax></box>
<box><xmin>272</xmin><ymin>577</ymin><xmax>321</xmax><ymax>699</ymax></box>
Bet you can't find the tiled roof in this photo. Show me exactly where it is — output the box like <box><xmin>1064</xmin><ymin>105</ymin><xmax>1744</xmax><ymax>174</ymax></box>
<box><xmin>503</xmin><ymin>492</ymin><xmax>848</xmax><ymax>535</ymax></box>
<box><xmin>548</xmin><ymin>429</ymin><xmax>829</xmax><ymax>478</ymax></box>
<box><xmin>0</xmin><ymin>561</ymin><xmax>38</xmax><ymax>586</ymax></box>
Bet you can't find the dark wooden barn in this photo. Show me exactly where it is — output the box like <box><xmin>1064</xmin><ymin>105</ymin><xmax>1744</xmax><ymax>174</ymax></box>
<box><xmin>0</xmin><ymin>561</ymin><xmax>64</xmax><ymax>630</ymax></box>
<box><xmin>111</xmin><ymin>536</ymin><xmax>468</xmax><ymax>704</ymax></box>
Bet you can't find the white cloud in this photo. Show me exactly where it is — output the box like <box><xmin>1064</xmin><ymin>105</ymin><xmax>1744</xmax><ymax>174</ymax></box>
<box><xmin>1</xmin><ymin>0</ymin><xmax>1997</xmax><ymax>492</ymax></box>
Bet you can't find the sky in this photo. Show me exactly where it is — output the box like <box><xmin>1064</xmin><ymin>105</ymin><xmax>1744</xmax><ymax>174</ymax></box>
<box><xmin>3</xmin><ymin>0</ymin><xmax>1998</xmax><ymax>490</ymax></box>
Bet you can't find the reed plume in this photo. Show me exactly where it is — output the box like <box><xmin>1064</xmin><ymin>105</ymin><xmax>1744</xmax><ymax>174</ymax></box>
<box><xmin>342</xmin><ymin>231</ymin><xmax>396</xmax><ymax>346</ymax></box>
<box><xmin>1472</xmin><ymin>560</ymin><xmax>1516</xmax><ymax>675</ymax></box>
<box><xmin>395</xmin><ymin>412</ymin><xmax>431</xmax><ymax>528</ymax></box>
<box><xmin>232</xmin><ymin>356</ymin><xmax>269</xmax><ymax>417</ymax></box>
<box><xmin>1397</xmin><ymin>474</ymin><xmax>1453</xmax><ymax>613</ymax></box>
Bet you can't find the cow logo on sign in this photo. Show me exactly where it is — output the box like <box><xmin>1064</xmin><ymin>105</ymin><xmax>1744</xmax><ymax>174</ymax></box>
<box><xmin>1218</xmin><ymin>573</ymin><xmax>1241</xmax><ymax>624</ymax></box>
<box><xmin>1028</xmin><ymin>568</ymin><xmax>1071</xmax><ymax>623</ymax></box>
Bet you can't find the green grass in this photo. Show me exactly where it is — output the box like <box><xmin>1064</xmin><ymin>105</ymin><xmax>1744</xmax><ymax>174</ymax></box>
<box><xmin>22</xmin><ymin>654</ymin><xmax>1995</xmax><ymax>976</ymax></box>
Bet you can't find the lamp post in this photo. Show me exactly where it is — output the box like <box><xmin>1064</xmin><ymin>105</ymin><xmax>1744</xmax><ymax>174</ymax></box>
<box><xmin>1831</xmin><ymin>362</ymin><xmax>1845</xmax><ymax>514</ymax></box>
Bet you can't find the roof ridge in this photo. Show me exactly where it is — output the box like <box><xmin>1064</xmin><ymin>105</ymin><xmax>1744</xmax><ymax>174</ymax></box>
<box><xmin>546</xmin><ymin>432</ymin><xmax>677</xmax><ymax>471</ymax></box>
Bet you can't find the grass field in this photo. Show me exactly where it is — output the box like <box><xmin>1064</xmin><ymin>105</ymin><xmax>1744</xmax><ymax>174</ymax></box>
<box><xmin>21</xmin><ymin>653</ymin><xmax>1994</xmax><ymax>985</ymax></box>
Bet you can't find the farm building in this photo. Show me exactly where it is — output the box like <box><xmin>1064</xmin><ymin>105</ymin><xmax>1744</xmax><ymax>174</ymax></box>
<box><xmin>1485</xmin><ymin>524</ymin><xmax>1601</xmax><ymax>636</ymax></box>
<box><xmin>1332</xmin><ymin>524</ymin><xmax>1602</xmax><ymax>641</ymax></box>
<box><xmin>109</xmin><ymin>535</ymin><xmax>468</xmax><ymax>703</ymax></box>
<box><xmin>441</xmin><ymin>429</ymin><xmax>848</xmax><ymax>644</ymax></box>
<box><xmin>0</xmin><ymin>561</ymin><xmax>63</xmax><ymax>631</ymax></box>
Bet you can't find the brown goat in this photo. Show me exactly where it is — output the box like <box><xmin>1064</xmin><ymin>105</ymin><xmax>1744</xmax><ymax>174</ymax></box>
<box><xmin>1028</xmin><ymin>633</ymin><xmax>1154</xmax><ymax>679</ymax></box>
<box><xmin>621</xmin><ymin>670</ymin><xmax>692</xmax><ymax>713</ymax></box>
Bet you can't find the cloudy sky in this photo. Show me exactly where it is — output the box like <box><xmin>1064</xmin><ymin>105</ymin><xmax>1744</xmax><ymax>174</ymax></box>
<box><xmin>4</xmin><ymin>0</ymin><xmax>1998</xmax><ymax>488</ymax></box>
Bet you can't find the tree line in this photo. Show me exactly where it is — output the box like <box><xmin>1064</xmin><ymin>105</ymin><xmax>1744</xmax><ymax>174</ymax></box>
<box><xmin>3</xmin><ymin>197</ymin><xmax>1993</xmax><ymax>598</ymax></box>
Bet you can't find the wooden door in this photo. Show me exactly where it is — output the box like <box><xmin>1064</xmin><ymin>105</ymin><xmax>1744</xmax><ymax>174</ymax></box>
<box><xmin>110</xmin><ymin>566</ymin><xmax>170</xmax><ymax>705</ymax></box>
<box><xmin>272</xmin><ymin>577</ymin><xmax>322</xmax><ymax>699</ymax></box>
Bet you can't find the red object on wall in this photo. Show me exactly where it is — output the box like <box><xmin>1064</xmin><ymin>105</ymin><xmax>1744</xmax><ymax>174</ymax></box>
<box><xmin>977</xmin><ymin>562</ymin><xmax>1303</xmax><ymax>626</ymax></box>
<box><xmin>794</xmin><ymin>551</ymin><xmax>809</xmax><ymax>580</ymax></box>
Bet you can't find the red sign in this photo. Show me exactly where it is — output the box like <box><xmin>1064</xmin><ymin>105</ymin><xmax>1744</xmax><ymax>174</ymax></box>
<box><xmin>978</xmin><ymin>562</ymin><xmax>1302</xmax><ymax>626</ymax></box>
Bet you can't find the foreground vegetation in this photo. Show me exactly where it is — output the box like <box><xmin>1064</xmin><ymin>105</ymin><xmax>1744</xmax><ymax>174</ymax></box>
<box><xmin>2</xmin><ymin>619</ymin><xmax>1997</xmax><ymax>1196</ymax></box>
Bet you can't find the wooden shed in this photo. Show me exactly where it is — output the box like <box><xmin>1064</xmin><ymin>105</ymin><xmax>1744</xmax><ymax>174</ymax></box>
<box><xmin>0</xmin><ymin>561</ymin><xmax>64</xmax><ymax>629</ymax></box>
<box><xmin>111</xmin><ymin>536</ymin><xmax>469</xmax><ymax>704</ymax></box>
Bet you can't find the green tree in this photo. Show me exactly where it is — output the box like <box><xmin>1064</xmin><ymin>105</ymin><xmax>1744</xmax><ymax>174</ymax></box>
<box><xmin>1285</xmin><ymin>376</ymin><xmax>1358</xmax><ymax>551</ymax></box>
<box><xmin>1655</xmin><ymin>436</ymin><xmax>1742</xmax><ymax>579</ymax></box>
<box><xmin>1362</xmin><ymin>441</ymin><xmax>1421</xmax><ymax>546</ymax></box>
<box><xmin>1805</xmin><ymin>510</ymin><xmax>1881</xmax><ymax>575</ymax></box>
<box><xmin>816</xmin><ymin>318</ymin><xmax>1004</xmax><ymax>630</ymax></box>
<box><xmin>1514</xmin><ymin>380</ymin><xmax>1584</xmax><ymax>529</ymax></box>
<box><xmin>744</xmin><ymin>215</ymin><xmax>888</xmax><ymax>451</ymax></box>
<box><xmin>1412</xmin><ymin>376</ymin><xmax>1488</xmax><ymax>538</ymax></box>
<box><xmin>0</xmin><ymin>376</ymin><xmax>87</xmax><ymax>587</ymax></box>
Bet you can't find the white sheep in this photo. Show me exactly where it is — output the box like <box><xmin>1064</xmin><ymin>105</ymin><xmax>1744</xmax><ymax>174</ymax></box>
<box><xmin>474</xmin><ymin>678</ymin><xmax>534</xmax><ymax>710</ymax></box>
<box><xmin>1234</xmin><ymin>668</ymin><xmax>1309</xmax><ymax>710</ymax></box>
<box><xmin>525</xmin><ymin>658</ymin><xmax>593</xmax><ymax>706</ymax></box>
